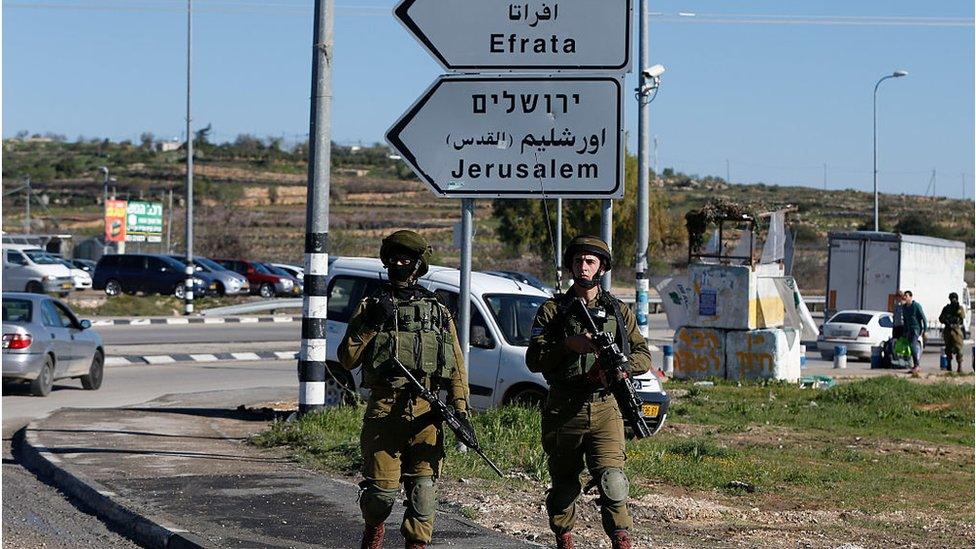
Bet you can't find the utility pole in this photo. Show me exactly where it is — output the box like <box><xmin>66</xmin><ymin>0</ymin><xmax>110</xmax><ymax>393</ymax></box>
<box><xmin>298</xmin><ymin>0</ymin><xmax>334</xmax><ymax>416</ymax></box>
<box><xmin>823</xmin><ymin>162</ymin><xmax>827</xmax><ymax>191</ymax></box>
<box><xmin>166</xmin><ymin>189</ymin><xmax>174</xmax><ymax>253</ymax></box>
<box><xmin>183</xmin><ymin>0</ymin><xmax>196</xmax><ymax>316</ymax></box>
<box><xmin>24</xmin><ymin>176</ymin><xmax>31</xmax><ymax>234</ymax></box>
<box><xmin>601</xmin><ymin>199</ymin><xmax>612</xmax><ymax>291</ymax></box>
<box><xmin>634</xmin><ymin>0</ymin><xmax>651</xmax><ymax>339</ymax></box>
<box><xmin>653</xmin><ymin>135</ymin><xmax>659</xmax><ymax>183</ymax></box>
<box><xmin>555</xmin><ymin>198</ymin><xmax>563</xmax><ymax>291</ymax></box>
<box><xmin>459</xmin><ymin>199</ymin><xmax>474</xmax><ymax>370</ymax></box>
<box><xmin>726</xmin><ymin>159</ymin><xmax>731</xmax><ymax>183</ymax></box>
<box><xmin>100</xmin><ymin>167</ymin><xmax>110</xmax><ymax>255</ymax></box>
<box><xmin>963</xmin><ymin>173</ymin><xmax>967</xmax><ymax>200</ymax></box>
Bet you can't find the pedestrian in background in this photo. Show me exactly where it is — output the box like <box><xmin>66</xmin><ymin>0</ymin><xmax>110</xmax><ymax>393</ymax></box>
<box><xmin>901</xmin><ymin>290</ymin><xmax>927</xmax><ymax>375</ymax></box>
<box><xmin>892</xmin><ymin>290</ymin><xmax>906</xmax><ymax>329</ymax></box>
<box><xmin>338</xmin><ymin>230</ymin><xmax>469</xmax><ymax>549</ymax></box>
<box><xmin>939</xmin><ymin>292</ymin><xmax>966</xmax><ymax>373</ymax></box>
<box><xmin>526</xmin><ymin>235</ymin><xmax>652</xmax><ymax>549</ymax></box>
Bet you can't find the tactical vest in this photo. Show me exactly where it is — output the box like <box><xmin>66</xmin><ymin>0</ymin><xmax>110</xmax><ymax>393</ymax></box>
<box><xmin>362</xmin><ymin>293</ymin><xmax>457</xmax><ymax>387</ymax></box>
<box><xmin>544</xmin><ymin>292</ymin><xmax>629</xmax><ymax>385</ymax></box>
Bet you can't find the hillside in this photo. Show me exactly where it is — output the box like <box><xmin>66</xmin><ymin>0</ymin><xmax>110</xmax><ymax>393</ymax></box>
<box><xmin>3</xmin><ymin>135</ymin><xmax>973</xmax><ymax>291</ymax></box>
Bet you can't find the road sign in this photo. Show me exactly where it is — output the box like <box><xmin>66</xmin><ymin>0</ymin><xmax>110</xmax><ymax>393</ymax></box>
<box><xmin>125</xmin><ymin>200</ymin><xmax>163</xmax><ymax>243</ymax></box>
<box><xmin>387</xmin><ymin>75</ymin><xmax>623</xmax><ymax>198</ymax></box>
<box><xmin>394</xmin><ymin>0</ymin><xmax>631</xmax><ymax>72</ymax></box>
<box><xmin>105</xmin><ymin>199</ymin><xmax>127</xmax><ymax>242</ymax></box>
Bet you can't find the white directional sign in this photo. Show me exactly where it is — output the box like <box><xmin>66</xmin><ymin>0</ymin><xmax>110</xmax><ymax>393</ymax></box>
<box><xmin>394</xmin><ymin>0</ymin><xmax>632</xmax><ymax>72</ymax></box>
<box><xmin>386</xmin><ymin>75</ymin><xmax>623</xmax><ymax>198</ymax></box>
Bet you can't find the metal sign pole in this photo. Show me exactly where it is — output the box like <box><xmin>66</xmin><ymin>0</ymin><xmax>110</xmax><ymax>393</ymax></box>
<box><xmin>459</xmin><ymin>199</ymin><xmax>474</xmax><ymax>369</ymax></box>
<box><xmin>634</xmin><ymin>0</ymin><xmax>650</xmax><ymax>339</ymax></box>
<box><xmin>183</xmin><ymin>0</ymin><xmax>195</xmax><ymax>316</ymax></box>
<box><xmin>601</xmin><ymin>198</ymin><xmax>612</xmax><ymax>291</ymax></box>
<box><xmin>298</xmin><ymin>0</ymin><xmax>334</xmax><ymax>416</ymax></box>
<box><xmin>555</xmin><ymin>197</ymin><xmax>563</xmax><ymax>291</ymax></box>
<box><xmin>24</xmin><ymin>176</ymin><xmax>31</xmax><ymax>234</ymax></box>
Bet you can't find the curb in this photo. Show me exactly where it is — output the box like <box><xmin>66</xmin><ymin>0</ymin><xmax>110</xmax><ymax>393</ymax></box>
<box><xmin>92</xmin><ymin>315</ymin><xmax>301</xmax><ymax>326</ymax></box>
<box><xmin>17</xmin><ymin>422</ymin><xmax>216</xmax><ymax>549</ymax></box>
<box><xmin>105</xmin><ymin>350</ymin><xmax>298</xmax><ymax>366</ymax></box>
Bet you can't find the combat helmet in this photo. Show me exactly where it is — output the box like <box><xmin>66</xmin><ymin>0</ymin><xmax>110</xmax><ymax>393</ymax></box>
<box><xmin>380</xmin><ymin>230</ymin><xmax>432</xmax><ymax>277</ymax></box>
<box><xmin>562</xmin><ymin>235</ymin><xmax>612</xmax><ymax>271</ymax></box>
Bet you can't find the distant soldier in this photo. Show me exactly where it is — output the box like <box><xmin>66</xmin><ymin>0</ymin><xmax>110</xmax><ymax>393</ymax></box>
<box><xmin>338</xmin><ymin>230</ymin><xmax>469</xmax><ymax>549</ymax></box>
<box><xmin>526</xmin><ymin>235</ymin><xmax>652</xmax><ymax>549</ymax></box>
<box><xmin>939</xmin><ymin>292</ymin><xmax>966</xmax><ymax>372</ymax></box>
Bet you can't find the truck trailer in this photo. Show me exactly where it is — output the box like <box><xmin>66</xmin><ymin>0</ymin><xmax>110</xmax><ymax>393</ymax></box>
<box><xmin>825</xmin><ymin>231</ymin><xmax>970</xmax><ymax>343</ymax></box>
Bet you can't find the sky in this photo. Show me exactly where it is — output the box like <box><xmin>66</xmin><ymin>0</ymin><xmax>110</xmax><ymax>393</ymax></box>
<box><xmin>3</xmin><ymin>0</ymin><xmax>974</xmax><ymax>199</ymax></box>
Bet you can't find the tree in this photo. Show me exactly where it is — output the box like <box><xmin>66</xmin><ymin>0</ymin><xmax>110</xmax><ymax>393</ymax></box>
<box><xmin>492</xmin><ymin>151</ymin><xmax>683</xmax><ymax>267</ymax></box>
<box><xmin>894</xmin><ymin>212</ymin><xmax>948</xmax><ymax>238</ymax></box>
<box><xmin>139</xmin><ymin>132</ymin><xmax>155</xmax><ymax>150</ymax></box>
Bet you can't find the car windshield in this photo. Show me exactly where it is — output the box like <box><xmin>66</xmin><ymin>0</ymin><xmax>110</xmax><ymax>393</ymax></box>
<box><xmin>828</xmin><ymin>312</ymin><xmax>875</xmax><ymax>325</ymax></box>
<box><xmin>483</xmin><ymin>293</ymin><xmax>549</xmax><ymax>346</ymax></box>
<box><xmin>194</xmin><ymin>257</ymin><xmax>227</xmax><ymax>272</ymax></box>
<box><xmin>252</xmin><ymin>262</ymin><xmax>272</xmax><ymax>274</ymax></box>
<box><xmin>267</xmin><ymin>265</ymin><xmax>291</xmax><ymax>277</ymax></box>
<box><xmin>23</xmin><ymin>250</ymin><xmax>62</xmax><ymax>265</ymax></box>
<box><xmin>2</xmin><ymin>299</ymin><xmax>32</xmax><ymax>323</ymax></box>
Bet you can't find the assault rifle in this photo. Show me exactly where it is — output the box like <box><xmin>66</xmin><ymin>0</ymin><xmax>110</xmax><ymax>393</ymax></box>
<box><xmin>571</xmin><ymin>298</ymin><xmax>653</xmax><ymax>439</ymax></box>
<box><xmin>390</xmin><ymin>296</ymin><xmax>504</xmax><ymax>477</ymax></box>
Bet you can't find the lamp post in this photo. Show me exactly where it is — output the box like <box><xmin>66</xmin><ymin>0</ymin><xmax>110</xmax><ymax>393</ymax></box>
<box><xmin>873</xmin><ymin>70</ymin><xmax>908</xmax><ymax>232</ymax></box>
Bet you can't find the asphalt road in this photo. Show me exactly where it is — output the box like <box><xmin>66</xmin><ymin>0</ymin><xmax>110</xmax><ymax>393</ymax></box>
<box><xmin>2</xmin><ymin>358</ymin><xmax>296</xmax><ymax>549</ymax></box>
<box><xmin>95</xmin><ymin>322</ymin><xmax>300</xmax><ymax>345</ymax></box>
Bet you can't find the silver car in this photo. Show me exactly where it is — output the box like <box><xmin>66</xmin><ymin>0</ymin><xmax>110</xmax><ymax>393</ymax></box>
<box><xmin>168</xmin><ymin>255</ymin><xmax>250</xmax><ymax>296</ymax></box>
<box><xmin>2</xmin><ymin>292</ymin><xmax>104</xmax><ymax>396</ymax></box>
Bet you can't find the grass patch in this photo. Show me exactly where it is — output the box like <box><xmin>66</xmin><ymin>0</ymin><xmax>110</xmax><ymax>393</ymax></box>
<box><xmin>253</xmin><ymin>377</ymin><xmax>974</xmax><ymax>521</ymax></box>
<box><xmin>71</xmin><ymin>294</ymin><xmax>269</xmax><ymax>317</ymax></box>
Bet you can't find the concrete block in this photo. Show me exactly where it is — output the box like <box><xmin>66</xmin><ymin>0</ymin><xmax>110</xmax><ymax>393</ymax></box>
<box><xmin>673</xmin><ymin>327</ymin><xmax>726</xmax><ymax>380</ymax></box>
<box><xmin>725</xmin><ymin>328</ymin><xmax>801</xmax><ymax>382</ymax></box>
<box><xmin>687</xmin><ymin>264</ymin><xmax>786</xmax><ymax>330</ymax></box>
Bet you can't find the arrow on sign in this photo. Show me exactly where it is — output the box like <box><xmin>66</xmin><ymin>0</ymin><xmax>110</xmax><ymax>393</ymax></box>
<box><xmin>387</xmin><ymin>75</ymin><xmax>623</xmax><ymax>199</ymax></box>
<box><xmin>394</xmin><ymin>0</ymin><xmax>632</xmax><ymax>72</ymax></box>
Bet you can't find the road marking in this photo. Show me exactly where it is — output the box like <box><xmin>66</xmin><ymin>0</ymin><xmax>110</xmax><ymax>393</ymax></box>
<box><xmin>143</xmin><ymin>355</ymin><xmax>176</xmax><ymax>364</ymax></box>
<box><xmin>231</xmin><ymin>352</ymin><xmax>261</xmax><ymax>360</ymax></box>
<box><xmin>189</xmin><ymin>354</ymin><xmax>219</xmax><ymax>362</ymax></box>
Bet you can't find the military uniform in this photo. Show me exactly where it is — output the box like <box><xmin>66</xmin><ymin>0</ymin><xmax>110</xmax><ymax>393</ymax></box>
<box><xmin>338</xmin><ymin>231</ymin><xmax>469</xmax><ymax>549</ymax></box>
<box><xmin>526</xmin><ymin>236</ymin><xmax>652</xmax><ymax>549</ymax></box>
<box><xmin>939</xmin><ymin>295</ymin><xmax>966</xmax><ymax>371</ymax></box>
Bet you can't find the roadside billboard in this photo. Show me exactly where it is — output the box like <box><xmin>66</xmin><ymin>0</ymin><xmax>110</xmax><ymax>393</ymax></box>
<box><xmin>104</xmin><ymin>199</ymin><xmax>127</xmax><ymax>242</ymax></box>
<box><xmin>125</xmin><ymin>200</ymin><xmax>163</xmax><ymax>243</ymax></box>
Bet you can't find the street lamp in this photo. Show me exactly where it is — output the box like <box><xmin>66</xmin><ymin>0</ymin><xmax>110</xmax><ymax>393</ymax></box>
<box><xmin>873</xmin><ymin>70</ymin><xmax>908</xmax><ymax>232</ymax></box>
<box><xmin>100</xmin><ymin>167</ymin><xmax>110</xmax><ymax>255</ymax></box>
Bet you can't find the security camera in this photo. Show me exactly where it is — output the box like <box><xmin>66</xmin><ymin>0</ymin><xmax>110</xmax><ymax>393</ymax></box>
<box><xmin>642</xmin><ymin>64</ymin><xmax>666</xmax><ymax>79</ymax></box>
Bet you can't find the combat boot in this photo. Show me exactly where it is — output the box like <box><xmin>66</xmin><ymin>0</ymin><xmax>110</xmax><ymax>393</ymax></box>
<box><xmin>555</xmin><ymin>532</ymin><xmax>574</xmax><ymax>549</ymax></box>
<box><xmin>610</xmin><ymin>529</ymin><xmax>632</xmax><ymax>549</ymax></box>
<box><xmin>360</xmin><ymin>523</ymin><xmax>384</xmax><ymax>549</ymax></box>
<box><xmin>405</xmin><ymin>541</ymin><xmax>427</xmax><ymax>549</ymax></box>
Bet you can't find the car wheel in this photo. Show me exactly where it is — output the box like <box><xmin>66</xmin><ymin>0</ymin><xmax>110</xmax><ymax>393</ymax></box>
<box><xmin>26</xmin><ymin>281</ymin><xmax>44</xmax><ymax>294</ymax></box>
<box><xmin>174</xmin><ymin>283</ymin><xmax>187</xmax><ymax>299</ymax></box>
<box><xmin>259</xmin><ymin>283</ymin><xmax>275</xmax><ymax>299</ymax></box>
<box><xmin>80</xmin><ymin>351</ymin><xmax>104</xmax><ymax>390</ymax></box>
<box><xmin>105</xmin><ymin>279</ymin><xmax>122</xmax><ymax>297</ymax></box>
<box><xmin>30</xmin><ymin>356</ymin><xmax>55</xmax><ymax>397</ymax></box>
<box><xmin>215</xmin><ymin>282</ymin><xmax>226</xmax><ymax>296</ymax></box>
<box><xmin>506</xmin><ymin>386</ymin><xmax>547</xmax><ymax>408</ymax></box>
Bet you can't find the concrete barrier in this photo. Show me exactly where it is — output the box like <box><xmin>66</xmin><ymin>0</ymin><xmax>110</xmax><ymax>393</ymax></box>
<box><xmin>726</xmin><ymin>328</ymin><xmax>801</xmax><ymax>382</ymax></box>
<box><xmin>673</xmin><ymin>327</ymin><xmax>726</xmax><ymax>380</ymax></box>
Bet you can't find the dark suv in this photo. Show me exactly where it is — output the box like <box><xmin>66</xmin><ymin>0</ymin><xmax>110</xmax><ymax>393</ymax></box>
<box><xmin>93</xmin><ymin>254</ymin><xmax>217</xmax><ymax>298</ymax></box>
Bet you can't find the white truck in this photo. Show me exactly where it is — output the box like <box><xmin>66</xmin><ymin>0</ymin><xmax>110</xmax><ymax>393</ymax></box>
<box><xmin>825</xmin><ymin>231</ymin><xmax>971</xmax><ymax>342</ymax></box>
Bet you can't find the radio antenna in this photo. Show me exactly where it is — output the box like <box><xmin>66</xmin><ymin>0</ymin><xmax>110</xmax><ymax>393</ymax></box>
<box><xmin>534</xmin><ymin>151</ymin><xmax>562</xmax><ymax>293</ymax></box>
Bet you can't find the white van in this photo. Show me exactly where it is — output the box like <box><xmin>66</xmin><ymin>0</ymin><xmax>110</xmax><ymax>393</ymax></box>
<box><xmin>2</xmin><ymin>244</ymin><xmax>74</xmax><ymax>296</ymax></box>
<box><xmin>323</xmin><ymin>257</ymin><xmax>668</xmax><ymax>432</ymax></box>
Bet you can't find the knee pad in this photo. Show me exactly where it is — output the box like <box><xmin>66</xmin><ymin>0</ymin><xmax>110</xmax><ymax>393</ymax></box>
<box><xmin>404</xmin><ymin>476</ymin><xmax>436</xmax><ymax>522</ymax></box>
<box><xmin>597</xmin><ymin>468</ymin><xmax>629</xmax><ymax>505</ymax></box>
<box><xmin>359</xmin><ymin>481</ymin><xmax>399</xmax><ymax>525</ymax></box>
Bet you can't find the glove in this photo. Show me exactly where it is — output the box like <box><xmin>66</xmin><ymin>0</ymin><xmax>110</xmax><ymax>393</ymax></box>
<box><xmin>365</xmin><ymin>293</ymin><xmax>396</xmax><ymax>327</ymax></box>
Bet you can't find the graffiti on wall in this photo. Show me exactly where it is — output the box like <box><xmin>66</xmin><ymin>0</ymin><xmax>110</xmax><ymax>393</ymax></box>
<box><xmin>674</xmin><ymin>327</ymin><xmax>724</xmax><ymax>378</ymax></box>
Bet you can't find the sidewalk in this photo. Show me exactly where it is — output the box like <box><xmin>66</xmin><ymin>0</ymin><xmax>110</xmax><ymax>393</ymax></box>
<box><xmin>20</xmin><ymin>387</ymin><xmax>531</xmax><ymax>549</ymax></box>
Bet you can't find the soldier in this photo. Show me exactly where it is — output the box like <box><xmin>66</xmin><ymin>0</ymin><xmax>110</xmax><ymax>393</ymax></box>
<box><xmin>939</xmin><ymin>292</ymin><xmax>967</xmax><ymax>372</ymax></box>
<box><xmin>338</xmin><ymin>230</ymin><xmax>469</xmax><ymax>549</ymax></box>
<box><xmin>526</xmin><ymin>235</ymin><xmax>652</xmax><ymax>549</ymax></box>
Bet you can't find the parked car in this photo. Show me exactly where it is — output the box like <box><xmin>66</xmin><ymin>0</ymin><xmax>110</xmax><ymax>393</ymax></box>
<box><xmin>817</xmin><ymin>310</ymin><xmax>894</xmax><ymax>360</ymax></box>
<box><xmin>70</xmin><ymin>258</ymin><xmax>97</xmax><ymax>274</ymax></box>
<box><xmin>322</xmin><ymin>257</ymin><xmax>669</xmax><ymax>433</ymax></box>
<box><xmin>167</xmin><ymin>255</ymin><xmax>250</xmax><ymax>296</ymax></box>
<box><xmin>271</xmin><ymin>262</ymin><xmax>304</xmax><ymax>280</ymax></box>
<box><xmin>481</xmin><ymin>270</ymin><xmax>555</xmax><ymax>295</ymax></box>
<box><xmin>213</xmin><ymin>259</ymin><xmax>295</xmax><ymax>298</ymax></box>
<box><xmin>262</xmin><ymin>263</ymin><xmax>303</xmax><ymax>296</ymax></box>
<box><xmin>2</xmin><ymin>244</ymin><xmax>74</xmax><ymax>296</ymax></box>
<box><xmin>93</xmin><ymin>254</ymin><xmax>218</xmax><ymax>298</ymax></box>
<box><xmin>2</xmin><ymin>292</ymin><xmax>104</xmax><ymax>396</ymax></box>
<box><xmin>53</xmin><ymin>257</ymin><xmax>93</xmax><ymax>291</ymax></box>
